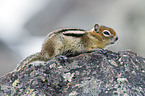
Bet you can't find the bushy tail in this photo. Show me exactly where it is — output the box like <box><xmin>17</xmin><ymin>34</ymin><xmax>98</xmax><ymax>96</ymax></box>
<box><xmin>15</xmin><ymin>52</ymin><xmax>47</xmax><ymax>71</ymax></box>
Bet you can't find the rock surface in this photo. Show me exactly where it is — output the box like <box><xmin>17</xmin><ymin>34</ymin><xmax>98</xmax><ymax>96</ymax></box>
<box><xmin>0</xmin><ymin>49</ymin><xmax>145</xmax><ymax>96</ymax></box>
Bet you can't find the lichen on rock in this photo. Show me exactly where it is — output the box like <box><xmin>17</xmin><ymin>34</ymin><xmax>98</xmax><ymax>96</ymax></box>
<box><xmin>0</xmin><ymin>49</ymin><xmax>145</xmax><ymax>96</ymax></box>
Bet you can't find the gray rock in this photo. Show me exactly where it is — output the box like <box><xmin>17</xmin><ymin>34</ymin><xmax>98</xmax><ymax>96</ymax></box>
<box><xmin>0</xmin><ymin>49</ymin><xmax>145</xmax><ymax>96</ymax></box>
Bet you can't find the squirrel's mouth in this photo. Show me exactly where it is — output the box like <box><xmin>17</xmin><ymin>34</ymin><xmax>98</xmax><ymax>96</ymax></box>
<box><xmin>110</xmin><ymin>36</ymin><xmax>118</xmax><ymax>44</ymax></box>
<box><xmin>110</xmin><ymin>42</ymin><xmax>115</xmax><ymax>44</ymax></box>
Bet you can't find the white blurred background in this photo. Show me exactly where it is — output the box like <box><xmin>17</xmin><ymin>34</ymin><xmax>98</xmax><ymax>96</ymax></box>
<box><xmin>0</xmin><ymin>0</ymin><xmax>145</xmax><ymax>76</ymax></box>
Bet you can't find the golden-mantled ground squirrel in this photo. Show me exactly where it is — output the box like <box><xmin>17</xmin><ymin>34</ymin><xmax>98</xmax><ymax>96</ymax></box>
<box><xmin>16</xmin><ymin>24</ymin><xmax>118</xmax><ymax>71</ymax></box>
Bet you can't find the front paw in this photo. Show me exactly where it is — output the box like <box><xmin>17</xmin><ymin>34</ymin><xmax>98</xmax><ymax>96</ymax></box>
<box><xmin>56</xmin><ymin>55</ymin><xmax>68</xmax><ymax>62</ymax></box>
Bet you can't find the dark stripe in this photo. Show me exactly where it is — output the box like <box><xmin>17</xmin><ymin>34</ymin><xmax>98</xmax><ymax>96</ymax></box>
<box><xmin>63</xmin><ymin>33</ymin><xmax>84</xmax><ymax>37</ymax></box>
<box><xmin>55</xmin><ymin>28</ymin><xmax>86</xmax><ymax>34</ymax></box>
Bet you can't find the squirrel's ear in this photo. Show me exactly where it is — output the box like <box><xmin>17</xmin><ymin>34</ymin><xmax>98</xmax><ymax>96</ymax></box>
<box><xmin>94</xmin><ymin>24</ymin><xmax>100</xmax><ymax>33</ymax></box>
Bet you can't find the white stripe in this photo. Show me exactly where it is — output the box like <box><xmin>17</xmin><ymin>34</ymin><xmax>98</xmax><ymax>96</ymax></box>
<box><xmin>63</xmin><ymin>31</ymin><xmax>85</xmax><ymax>34</ymax></box>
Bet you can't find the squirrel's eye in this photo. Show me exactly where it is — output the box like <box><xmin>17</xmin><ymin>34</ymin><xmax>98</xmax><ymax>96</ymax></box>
<box><xmin>103</xmin><ymin>30</ymin><xmax>111</xmax><ymax>37</ymax></box>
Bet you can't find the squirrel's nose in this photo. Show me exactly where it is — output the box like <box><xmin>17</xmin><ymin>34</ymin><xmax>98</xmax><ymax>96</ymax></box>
<box><xmin>115</xmin><ymin>36</ymin><xmax>118</xmax><ymax>41</ymax></box>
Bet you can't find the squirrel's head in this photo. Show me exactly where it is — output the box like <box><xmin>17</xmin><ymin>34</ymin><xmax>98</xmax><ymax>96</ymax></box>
<box><xmin>91</xmin><ymin>24</ymin><xmax>118</xmax><ymax>48</ymax></box>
